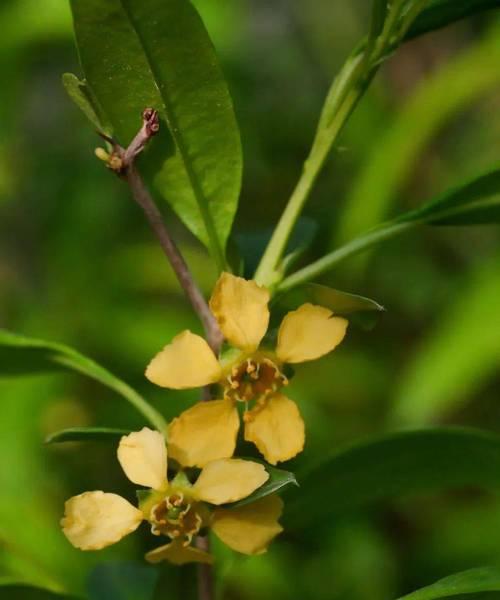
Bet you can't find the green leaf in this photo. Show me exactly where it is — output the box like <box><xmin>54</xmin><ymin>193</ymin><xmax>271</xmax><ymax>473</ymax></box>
<box><xmin>87</xmin><ymin>562</ymin><xmax>159</xmax><ymax>600</ymax></box>
<box><xmin>61</xmin><ymin>73</ymin><xmax>109</xmax><ymax>133</ymax></box>
<box><xmin>396</xmin><ymin>567</ymin><xmax>500</xmax><ymax>600</ymax></box>
<box><xmin>286</xmin><ymin>427</ymin><xmax>500</xmax><ymax>530</ymax></box>
<box><xmin>0</xmin><ymin>585</ymin><xmax>79</xmax><ymax>600</ymax></box>
<box><xmin>397</xmin><ymin>167</ymin><xmax>500</xmax><ymax>226</ymax></box>
<box><xmin>45</xmin><ymin>427</ymin><xmax>131</xmax><ymax>444</ymax></box>
<box><xmin>276</xmin><ymin>283</ymin><xmax>385</xmax><ymax>330</ymax></box>
<box><xmin>69</xmin><ymin>0</ymin><xmax>242</xmax><ymax>266</ymax></box>
<box><xmin>0</xmin><ymin>329</ymin><xmax>166</xmax><ymax>432</ymax></box>
<box><xmin>227</xmin><ymin>464</ymin><xmax>298</xmax><ymax>508</ymax></box>
<box><xmin>406</xmin><ymin>0</ymin><xmax>500</xmax><ymax>41</ymax></box>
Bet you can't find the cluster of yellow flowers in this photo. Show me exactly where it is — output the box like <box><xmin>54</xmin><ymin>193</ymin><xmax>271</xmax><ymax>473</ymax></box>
<box><xmin>61</xmin><ymin>273</ymin><xmax>348</xmax><ymax>564</ymax></box>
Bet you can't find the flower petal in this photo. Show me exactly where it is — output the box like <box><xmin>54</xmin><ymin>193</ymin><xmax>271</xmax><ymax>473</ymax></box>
<box><xmin>168</xmin><ymin>399</ymin><xmax>240</xmax><ymax>468</ymax></box>
<box><xmin>244</xmin><ymin>393</ymin><xmax>305</xmax><ymax>465</ymax></box>
<box><xmin>193</xmin><ymin>458</ymin><xmax>268</xmax><ymax>505</ymax></box>
<box><xmin>117</xmin><ymin>428</ymin><xmax>167</xmax><ymax>490</ymax></box>
<box><xmin>145</xmin><ymin>331</ymin><xmax>222</xmax><ymax>389</ymax></box>
<box><xmin>209</xmin><ymin>272</ymin><xmax>270</xmax><ymax>351</ymax></box>
<box><xmin>61</xmin><ymin>491</ymin><xmax>142</xmax><ymax>550</ymax></box>
<box><xmin>212</xmin><ymin>495</ymin><xmax>283</xmax><ymax>555</ymax></box>
<box><xmin>146</xmin><ymin>541</ymin><xmax>213</xmax><ymax>565</ymax></box>
<box><xmin>276</xmin><ymin>303</ymin><xmax>348</xmax><ymax>363</ymax></box>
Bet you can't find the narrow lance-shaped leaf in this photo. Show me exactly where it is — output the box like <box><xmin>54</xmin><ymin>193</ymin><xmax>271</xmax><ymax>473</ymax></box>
<box><xmin>227</xmin><ymin>464</ymin><xmax>298</xmax><ymax>508</ymax></box>
<box><xmin>0</xmin><ymin>329</ymin><xmax>166</xmax><ymax>432</ymax></box>
<box><xmin>69</xmin><ymin>0</ymin><xmax>242</xmax><ymax>266</ymax></box>
<box><xmin>396</xmin><ymin>567</ymin><xmax>500</xmax><ymax>600</ymax></box>
<box><xmin>46</xmin><ymin>427</ymin><xmax>131</xmax><ymax>444</ymax></box>
<box><xmin>275</xmin><ymin>283</ymin><xmax>385</xmax><ymax>330</ymax></box>
<box><xmin>397</xmin><ymin>167</ymin><xmax>500</xmax><ymax>226</ymax></box>
<box><xmin>286</xmin><ymin>427</ymin><xmax>500</xmax><ymax>531</ymax></box>
<box><xmin>406</xmin><ymin>0</ymin><xmax>500</xmax><ymax>41</ymax></box>
<box><xmin>62</xmin><ymin>73</ymin><xmax>110</xmax><ymax>134</ymax></box>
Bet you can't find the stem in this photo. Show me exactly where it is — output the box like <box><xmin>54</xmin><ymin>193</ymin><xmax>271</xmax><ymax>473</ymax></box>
<box><xmin>125</xmin><ymin>164</ymin><xmax>222</xmax><ymax>350</ymax></box>
<box><xmin>277</xmin><ymin>221</ymin><xmax>417</xmax><ymax>292</ymax></box>
<box><xmin>254</xmin><ymin>54</ymin><xmax>365</xmax><ymax>287</ymax></box>
<box><xmin>195</xmin><ymin>536</ymin><xmax>214</xmax><ymax>600</ymax></box>
<box><xmin>111</xmin><ymin>109</ymin><xmax>223</xmax><ymax>352</ymax></box>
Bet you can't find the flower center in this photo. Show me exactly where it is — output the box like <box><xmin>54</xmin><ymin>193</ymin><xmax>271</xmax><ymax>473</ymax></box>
<box><xmin>149</xmin><ymin>493</ymin><xmax>202</xmax><ymax>546</ymax></box>
<box><xmin>224</xmin><ymin>357</ymin><xmax>287</xmax><ymax>402</ymax></box>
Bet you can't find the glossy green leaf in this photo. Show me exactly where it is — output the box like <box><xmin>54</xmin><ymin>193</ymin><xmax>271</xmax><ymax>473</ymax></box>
<box><xmin>0</xmin><ymin>585</ymin><xmax>79</xmax><ymax>600</ymax></box>
<box><xmin>0</xmin><ymin>329</ymin><xmax>166</xmax><ymax>432</ymax></box>
<box><xmin>61</xmin><ymin>73</ymin><xmax>109</xmax><ymax>133</ymax></box>
<box><xmin>286</xmin><ymin>427</ymin><xmax>500</xmax><ymax>530</ymax></box>
<box><xmin>397</xmin><ymin>168</ymin><xmax>500</xmax><ymax>226</ymax></box>
<box><xmin>406</xmin><ymin>0</ymin><xmax>500</xmax><ymax>41</ymax></box>
<box><xmin>69</xmin><ymin>0</ymin><xmax>242</xmax><ymax>265</ymax></box>
<box><xmin>228</xmin><ymin>464</ymin><xmax>298</xmax><ymax>508</ymax></box>
<box><xmin>45</xmin><ymin>427</ymin><xmax>131</xmax><ymax>444</ymax></box>
<box><xmin>87</xmin><ymin>562</ymin><xmax>159</xmax><ymax>600</ymax></box>
<box><xmin>276</xmin><ymin>283</ymin><xmax>385</xmax><ymax>330</ymax></box>
<box><xmin>397</xmin><ymin>567</ymin><xmax>500</xmax><ymax>600</ymax></box>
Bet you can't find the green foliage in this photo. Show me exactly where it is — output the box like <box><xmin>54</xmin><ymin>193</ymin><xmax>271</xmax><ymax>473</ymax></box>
<box><xmin>229</xmin><ymin>464</ymin><xmax>298</xmax><ymax>508</ymax></box>
<box><xmin>407</xmin><ymin>0</ymin><xmax>500</xmax><ymax>40</ymax></box>
<box><xmin>45</xmin><ymin>427</ymin><xmax>131</xmax><ymax>444</ymax></box>
<box><xmin>287</xmin><ymin>428</ymin><xmax>500</xmax><ymax>530</ymax></box>
<box><xmin>338</xmin><ymin>24</ymin><xmax>500</xmax><ymax>246</ymax></box>
<box><xmin>0</xmin><ymin>329</ymin><xmax>165</xmax><ymax>431</ymax></box>
<box><xmin>62</xmin><ymin>73</ymin><xmax>109</xmax><ymax>134</ymax></box>
<box><xmin>397</xmin><ymin>567</ymin><xmax>500</xmax><ymax>600</ymax></box>
<box><xmin>87</xmin><ymin>562</ymin><xmax>158</xmax><ymax>600</ymax></box>
<box><xmin>69</xmin><ymin>0</ymin><xmax>242</xmax><ymax>267</ymax></box>
<box><xmin>396</xmin><ymin>168</ymin><xmax>500</xmax><ymax>225</ymax></box>
<box><xmin>276</xmin><ymin>284</ymin><xmax>385</xmax><ymax>330</ymax></box>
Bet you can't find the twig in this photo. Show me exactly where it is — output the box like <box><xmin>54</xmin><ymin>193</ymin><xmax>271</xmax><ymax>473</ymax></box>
<box><xmin>195</xmin><ymin>536</ymin><xmax>214</xmax><ymax>600</ymax></box>
<box><xmin>105</xmin><ymin>109</ymin><xmax>223</xmax><ymax>352</ymax></box>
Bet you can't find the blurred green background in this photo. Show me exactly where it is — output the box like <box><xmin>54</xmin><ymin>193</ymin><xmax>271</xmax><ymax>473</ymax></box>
<box><xmin>0</xmin><ymin>1</ymin><xmax>499</xmax><ymax>598</ymax></box>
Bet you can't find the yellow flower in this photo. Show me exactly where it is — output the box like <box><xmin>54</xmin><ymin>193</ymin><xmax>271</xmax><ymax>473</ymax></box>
<box><xmin>61</xmin><ymin>428</ymin><xmax>283</xmax><ymax>564</ymax></box>
<box><xmin>146</xmin><ymin>272</ymin><xmax>348</xmax><ymax>465</ymax></box>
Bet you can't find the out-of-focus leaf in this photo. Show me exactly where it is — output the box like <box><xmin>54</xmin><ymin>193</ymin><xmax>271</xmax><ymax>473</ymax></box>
<box><xmin>337</xmin><ymin>25</ymin><xmax>500</xmax><ymax>247</ymax></box>
<box><xmin>275</xmin><ymin>283</ymin><xmax>385</xmax><ymax>330</ymax></box>
<box><xmin>87</xmin><ymin>562</ymin><xmax>159</xmax><ymax>600</ymax></box>
<box><xmin>45</xmin><ymin>427</ymin><xmax>130</xmax><ymax>444</ymax></box>
<box><xmin>0</xmin><ymin>585</ymin><xmax>79</xmax><ymax>600</ymax></box>
<box><xmin>396</xmin><ymin>567</ymin><xmax>500</xmax><ymax>600</ymax></box>
<box><xmin>287</xmin><ymin>427</ymin><xmax>500</xmax><ymax>530</ymax></box>
<box><xmin>0</xmin><ymin>329</ymin><xmax>165</xmax><ymax>431</ymax></box>
<box><xmin>228</xmin><ymin>464</ymin><xmax>298</xmax><ymax>508</ymax></box>
<box><xmin>69</xmin><ymin>0</ymin><xmax>242</xmax><ymax>264</ymax></box>
<box><xmin>62</xmin><ymin>73</ymin><xmax>109</xmax><ymax>133</ymax></box>
<box><xmin>406</xmin><ymin>0</ymin><xmax>500</xmax><ymax>41</ymax></box>
<box><xmin>397</xmin><ymin>168</ymin><xmax>500</xmax><ymax>226</ymax></box>
<box><xmin>391</xmin><ymin>256</ymin><xmax>500</xmax><ymax>425</ymax></box>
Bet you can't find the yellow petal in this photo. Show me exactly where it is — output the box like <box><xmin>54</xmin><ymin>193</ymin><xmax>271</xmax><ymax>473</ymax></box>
<box><xmin>244</xmin><ymin>394</ymin><xmax>305</xmax><ymax>465</ymax></box>
<box><xmin>193</xmin><ymin>458</ymin><xmax>268</xmax><ymax>505</ymax></box>
<box><xmin>212</xmin><ymin>495</ymin><xmax>283</xmax><ymax>555</ymax></box>
<box><xmin>168</xmin><ymin>399</ymin><xmax>240</xmax><ymax>468</ymax></box>
<box><xmin>145</xmin><ymin>330</ymin><xmax>222</xmax><ymax>389</ymax></box>
<box><xmin>61</xmin><ymin>491</ymin><xmax>142</xmax><ymax>550</ymax></box>
<box><xmin>276</xmin><ymin>303</ymin><xmax>348</xmax><ymax>363</ymax></box>
<box><xmin>117</xmin><ymin>428</ymin><xmax>167</xmax><ymax>490</ymax></box>
<box><xmin>146</xmin><ymin>540</ymin><xmax>213</xmax><ymax>565</ymax></box>
<box><xmin>209</xmin><ymin>272</ymin><xmax>270</xmax><ymax>351</ymax></box>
